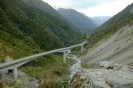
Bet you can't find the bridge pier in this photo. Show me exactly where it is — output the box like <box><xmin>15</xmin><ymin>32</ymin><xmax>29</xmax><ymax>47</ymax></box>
<box><xmin>5</xmin><ymin>56</ymin><xmax>18</xmax><ymax>79</ymax></box>
<box><xmin>1</xmin><ymin>70</ymin><xmax>7</xmax><ymax>80</ymax></box>
<box><xmin>63</xmin><ymin>51</ymin><xmax>67</xmax><ymax>64</ymax></box>
<box><xmin>0</xmin><ymin>68</ymin><xmax>18</xmax><ymax>80</ymax></box>
<box><xmin>81</xmin><ymin>45</ymin><xmax>84</xmax><ymax>52</ymax></box>
<box><xmin>63</xmin><ymin>49</ymin><xmax>71</xmax><ymax>63</ymax></box>
<box><xmin>13</xmin><ymin>67</ymin><xmax>18</xmax><ymax>79</ymax></box>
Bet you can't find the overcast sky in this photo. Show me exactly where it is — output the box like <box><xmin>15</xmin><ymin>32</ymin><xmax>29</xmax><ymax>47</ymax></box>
<box><xmin>42</xmin><ymin>0</ymin><xmax>133</xmax><ymax>17</ymax></box>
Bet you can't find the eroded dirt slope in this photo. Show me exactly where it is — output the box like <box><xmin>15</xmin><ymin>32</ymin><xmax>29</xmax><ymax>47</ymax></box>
<box><xmin>82</xmin><ymin>24</ymin><xmax>133</xmax><ymax>66</ymax></box>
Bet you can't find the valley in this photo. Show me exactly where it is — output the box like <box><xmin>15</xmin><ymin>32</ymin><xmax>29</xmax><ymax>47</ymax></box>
<box><xmin>0</xmin><ymin>0</ymin><xmax>133</xmax><ymax>88</ymax></box>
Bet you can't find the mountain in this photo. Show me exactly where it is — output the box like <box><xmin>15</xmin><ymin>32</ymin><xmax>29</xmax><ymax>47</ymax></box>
<box><xmin>0</xmin><ymin>0</ymin><xmax>84</xmax><ymax>61</ymax></box>
<box><xmin>83</xmin><ymin>3</ymin><xmax>133</xmax><ymax>66</ymax></box>
<box><xmin>57</xmin><ymin>8</ymin><xmax>97</xmax><ymax>35</ymax></box>
<box><xmin>87</xmin><ymin>3</ymin><xmax>133</xmax><ymax>48</ymax></box>
<box><xmin>84</xmin><ymin>24</ymin><xmax>133</xmax><ymax>66</ymax></box>
<box><xmin>91</xmin><ymin>16</ymin><xmax>111</xmax><ymax>26</ymax></box>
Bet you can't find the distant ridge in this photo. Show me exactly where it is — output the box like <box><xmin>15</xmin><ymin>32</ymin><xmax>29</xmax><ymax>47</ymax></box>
<box><xmin>57</xmin><ymin>8</ymin><xmax>97</xmax><ymax>35</ymax></box>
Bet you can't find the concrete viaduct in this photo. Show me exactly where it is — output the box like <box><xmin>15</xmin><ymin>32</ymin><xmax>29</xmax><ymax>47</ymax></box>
<box><xmin>0</xmin><ymin>42</ymin><xmax>87</xmax><ymax>80</ymax></box>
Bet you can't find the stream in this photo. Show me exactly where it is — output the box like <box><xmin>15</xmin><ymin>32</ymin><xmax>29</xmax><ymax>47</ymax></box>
<box><xmin>67</xmin><ymin>54</ymin><xmax>82</xmax><ymax>78</ymax></box>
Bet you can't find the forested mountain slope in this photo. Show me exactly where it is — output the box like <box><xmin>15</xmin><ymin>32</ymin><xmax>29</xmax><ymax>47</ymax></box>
<box><xmin>58</xmin><ymin>8</ymin><xmax>97</xmax><ymax>35</ymax></box>
<box><xmin>0</xmin><ymin>0</ymin><xmax>84</xmax><ymax>61</ymax></box>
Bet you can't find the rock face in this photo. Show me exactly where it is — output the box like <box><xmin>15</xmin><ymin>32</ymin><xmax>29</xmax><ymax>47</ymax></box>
<box><xmin>69</xmin><ymin>62</ymin><xmax>133</xmax><ymax>88</ymax></box>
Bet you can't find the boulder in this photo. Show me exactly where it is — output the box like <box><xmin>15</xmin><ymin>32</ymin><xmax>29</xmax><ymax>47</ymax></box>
<box><xmin>69</xmin><ymin>62</ymin><xmax>133</xmax><ymax>88</ymax></box>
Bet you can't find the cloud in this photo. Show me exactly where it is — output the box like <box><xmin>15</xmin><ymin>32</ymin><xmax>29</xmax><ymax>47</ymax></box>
<box><xmin>77</xmin><ymin>0</ymin><xmax>133</xmax><ymax>17</ymax></box>
<box><xmin>66</xmin><ymin>0</ymin><xmax>116</xmax><ymax>9</ymax></box>
<box><xmin>42</xmin><ymin>0</ymin><xmax>69</xmax><ymax>7</ymax></box>
<box><xmin>42</xmin><ymin>0</ymin><xmax>133</xmax><ymax>17</ymax></box>
<box><xmin>43</xmin><ymin>0</ymin><xmax>116</xmax><ymax>9</ymax></box>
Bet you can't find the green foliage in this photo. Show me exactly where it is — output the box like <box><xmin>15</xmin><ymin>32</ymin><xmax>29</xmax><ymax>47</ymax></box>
<box><xmin>21</xmin><ymin>54</ymin><xmax>70</xmax><ymax>78</ymax></box>
<box><xmin>56</xmin><ymin>77</ymin><xmax>69</xmax><ymax>88</ymax></box>
<box><xmin>0</xmin><ymin>0</ymin><xmax>84</xmax><ymax>49</ymax></box>
<box><xmin>0</xmin><ymin>0</ymin><xmax>85</xmax><ymax>87</ymax></box>
<box><xmin>0</xmin><ymin>8</ymin><xmax>40</xmax><ymax>61</ymax></box>
<box><xmin>0</xmin><ymin>0</ymin><xmax>85</xmax><ymax>61</ymax></box>
<box><xmin>87</xmin><ymin>3</ymin><xmax>133</xmax><ymax>49</ymax></box>
<box><xmin>21</xmin><ymin>54</ymin><xmax>72</xmax><ymax>88</ymax></box>
<box><xmin>0</xmin><ymin>80</ymin><xmax>23</xmax><ymax>88</ymax></box>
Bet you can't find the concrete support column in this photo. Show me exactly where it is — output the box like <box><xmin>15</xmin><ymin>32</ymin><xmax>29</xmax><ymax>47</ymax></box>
<box><xmin>63</xmin><ymin>51</ymin><xmax>67</xmax><ymax>64</ymax></box>
<box><xmin>63</xmin><ymin>49</ymin><xmax>71</xmax><ymax>63</ymax></box>
<box><xmin>81</xmin><ymin>45</ymin><xmax>84</xmax><ymax>52</ymax></box>
<box><xmin>13</xmin><ymin>67</ymin><xmax>18</xmax><ymax>79</ymax></box>
<box><xmin>1</xmin><ymin>70</ymin><xmax>7</xmax><ymax>80</ymax></box>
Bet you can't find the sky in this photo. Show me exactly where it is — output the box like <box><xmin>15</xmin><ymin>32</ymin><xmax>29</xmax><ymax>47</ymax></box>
<box><xmin>42</xmin><ymin>0</ymin><xmax>133</xmax><ymax>17</ymax></box>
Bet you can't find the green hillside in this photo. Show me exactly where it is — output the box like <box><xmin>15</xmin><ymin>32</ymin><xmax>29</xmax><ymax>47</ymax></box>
<box><xmin>0</xmin><ymin>8</ymin><xmax>40</xmax><ymax>61</ymax></box>
<box><xmin>0</xmin><ymin>0</ymin><xmax>84</xmax><ymax>60</ymax></box>
<box><xmin>87</xmin><ymin>3</ymin><xmax>133</xmax><ymax>48</ymax></box>
<box><xmin>0</xmin><ymin>0</ymin><xmax>85</xmax><ymax>87</ymax></box>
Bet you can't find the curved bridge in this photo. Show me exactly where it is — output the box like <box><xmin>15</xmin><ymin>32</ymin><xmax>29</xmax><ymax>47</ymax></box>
<box><xmin>0</xmin><ymin>42</ymin><xmax>87</xmax><ymax>79</ymax></box>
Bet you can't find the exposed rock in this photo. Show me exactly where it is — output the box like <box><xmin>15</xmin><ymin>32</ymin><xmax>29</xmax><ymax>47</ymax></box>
<box><xmin>22</xmin><ymin>77</ymin><xmax>41</xmax><ymax>88</ymax></box>
<box><xmin>69</xmin><ymin>62</ymin><xmax>133</xmax><ymax>88</ymax></box>
<box><xmin>82</xmin><ymin>25</ymin><xmax>133</xmax><ymax>66</ymax></box>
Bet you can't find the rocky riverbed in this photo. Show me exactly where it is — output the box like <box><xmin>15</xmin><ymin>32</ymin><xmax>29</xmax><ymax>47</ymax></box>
<box><xmin>68</xmin><ymin>61</ymin><xmax>133</xmax><ymax>88</ymax></box>
<box><xmin>2</xmin><ymin>55</ymin><xmax>133</xmax><ymax>88</ymax></box>
<box><xmin>68</xmin><ymin>54</ymin><xmax>82</xmax><ymax>78</ymax></box>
